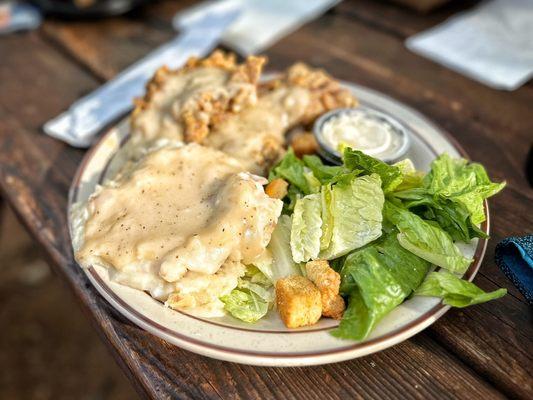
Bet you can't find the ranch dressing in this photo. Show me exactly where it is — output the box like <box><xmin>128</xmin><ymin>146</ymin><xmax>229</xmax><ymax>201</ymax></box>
<box><xmin>316</xmin><ymin>108</ymin><xmax>409</xmax><ymax>162</ymax></box>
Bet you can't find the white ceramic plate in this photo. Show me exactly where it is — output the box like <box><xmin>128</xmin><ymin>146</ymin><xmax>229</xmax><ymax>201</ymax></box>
<box><xmin>68</xmin><ymin>82</ymin><xmax>488</xmax><ymax>366</ymax></box>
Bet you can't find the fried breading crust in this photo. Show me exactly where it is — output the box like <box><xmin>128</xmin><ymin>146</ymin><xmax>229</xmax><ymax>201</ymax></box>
<box><xmin>261</xmin><ymin>63</ymin><xmax>357</xmax><ymax>125</ymax></box>
<box><xmin>305</xmin><ymin>260</ymin><xmax>345</xmax><ymax>320</ymax></box>
<box><xmin>203</xmin><ymin>63</ymin><xmax>357</xmax><ymax>175</ymax></box>
<box><xmin>131</xmin><ymin>54</ymin><xmax>357</xmax><ymax>176</ymax></box>
<box><xmin>131</xmin><ymin>50</ymin><xmax>266</xmax><ymax>143</ymax></box>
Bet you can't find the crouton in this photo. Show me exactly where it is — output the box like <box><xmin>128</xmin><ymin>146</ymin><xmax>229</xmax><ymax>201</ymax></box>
<box><xmin>265</xmin><ymin>178</ymin><xmax>288</xmax><ymax>199</ymax></box>
<box><xmin>305</xmin><ymin>260</ymin><xmax>345</xmax><ymax>319</ymax></box>
<box><xmin>291</xmin><ymin>132</ymin><xmax>319</xmax><ymax>157</ymax></box>
<box><xmin>276</xmin><ymin>276</ymin><xmax>322</xmax><ymax>328</ymax></box>
<box><xmin>322</xmin><ymin>294</ymin><xmax>345</xmax><ymax>320</ymax></box>
<box><xmin>305</xmin><ymin>260</ymin><xmax>340</xmax><ymax>295</ymax></box>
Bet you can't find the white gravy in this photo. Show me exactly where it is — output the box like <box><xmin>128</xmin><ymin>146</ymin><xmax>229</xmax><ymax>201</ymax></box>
<box><xmin>205</xmin><ymin>86</ymin><xmax>311</xmax><ymax>175</ymax></box>
<box><xmin>76</xmin><ymin>144</ymin><xmax>282</xmax><ymax>313</ymax></box>
<box><xmin>132</xmin><ymin>67</ymin><xmax>256</xmax><ymax>143</ymax></box>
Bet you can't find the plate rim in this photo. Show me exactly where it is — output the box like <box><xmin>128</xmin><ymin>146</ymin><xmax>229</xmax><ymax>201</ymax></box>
<box><xmin>67</xmin><ymin>83</ymin><xmax>489</xmax><ymax>366</ymax></box>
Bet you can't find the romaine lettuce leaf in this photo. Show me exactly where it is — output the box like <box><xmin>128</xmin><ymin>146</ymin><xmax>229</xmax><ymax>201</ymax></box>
<box><xmin>221</xmin><ymin>265</ymin><xmax>274</xmax><ymax>323</ymax></box>
<box><xmin>332</xmin><ymin>290</ymin><xmax>373</xmax><ymax>341</ymax></box>
<box><xmin>303</xmin><ymin>170</ymin><xmax>321</xmax><ymax>194</ymax></box>
<box><xmin>391</xmin><ymin>190</ymin><xmax>488</xmax><ymax>242</ymax></box>
<box><xmin>332</xmin><ymin>230</ymin><xmax>430</xmax><ymax>340</ymax></box>
<box><xmin>425</xmin><ymin>199</ymin><xmax>488</xmax><ymax>242</ymax></box>
<box><xmin>284</xmin><ymin>185</ymin><xmax>302</xmax><ymax>213</ymax></box>
<box><xmin>393</xmin><ymin>159</ymin><xmax>424</xmax><ymax>191</ymax></box>
<box><xmin>393</xmin><ymin>158</ymin><xmax>416</xmax><ymax>174</ymax></box>
<box><xmin>425</xmin><ymin>153</ymin><xmax>505</xmax><ymax>225</ymax></box>
<box><xmin>287</xmin><ymin>173</ymin><xmax>384</xmax><ymax>263</ymax></box>
<box><xmin>245</xmin><ymin>264</ymin><xmax>273</xmax><ymax>286</ymax></box>
<box><xmin>291</xmin><ymin>194</ymin><xmax>323</xmax><ymax>263</ymax></box>
<box><xmin>384</xmin><ymin>201</ymin><xmax>472</xmax><ymax>273</ymax></box>
<box><xmin>269</xmin><ymin>149</ymin><xmax>326</xmax><ymax>213</ymax></box>
<box><xmin>319</xmin><ymin>174</ymin><xmax>384</xmax><ymax>260</ymax></box>
<box><xmin>237</xmin><ymin>278</ymin><xmax>275</xmax><ymax>303</ymax></box>
<box><xmin>320</xmin><ymin>185</ymin><xmax>334</xmax><ymax>251</ymax></box>
<box><xmin>268</xmin><ymin>215</ymin><xmax>303</xmax><ymax>280</ymax></box>
<box><xmin>415</xmin><ymin>270</ymin><xmax>506</xmax><ymax>307</ymax></box>
<box><xmin>343</xmin><ymin>148</ymin><xmax>402</xmax><ymax>192</ymax></box>
<box><xmin>302</xmin><ymin>154</ymin><xmax>346</xmax><ymax>184</ymax></box>
<box><xmin>268</xmin><ymin>148</ymin><xmax>312</xmax><ymax>195</ymax></box>
<box><xmin>392</xmin><ymin>154</ymin><xmax>504</xmax><ymax>242</ymax></box>
<box><xmin>376</xmin><ymin>230</ymin><xmax>431</xmax><ymax>293</ymax></box>
<box><xmin>220</xmin><ymin>289</ymin><xmax>269</xmax><ymax>323</ymax></box>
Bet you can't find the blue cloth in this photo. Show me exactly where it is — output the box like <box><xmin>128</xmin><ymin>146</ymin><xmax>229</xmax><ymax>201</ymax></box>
<box><xmin>495</xmin><ymin>235</ymin><xmax>533</xmax><ymax>304</ymax></box>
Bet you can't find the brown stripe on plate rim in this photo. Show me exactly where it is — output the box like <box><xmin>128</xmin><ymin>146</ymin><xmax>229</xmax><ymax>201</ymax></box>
<box><xmin>68</xmin><ymin>85</ymin><xmax>489</xmax><ymax>358</ymax></box>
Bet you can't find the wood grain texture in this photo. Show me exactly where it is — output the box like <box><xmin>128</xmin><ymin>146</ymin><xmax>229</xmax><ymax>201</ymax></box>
<box><xmin>40</xmin><ymin>1</ymin><xmax>533</xmax><ymax>191</ymax></box>
<box><xmin>261</xmin><ymin>12</ymin><xmax>533</xmax><ymax>398</ymax></box>
<box><xmin>42</xmin><ymin>17</ymin><xmax>172</xmax><ymax>80</ymax></box>
<box><xmin>1</xmin><ymin>1</ymin><xmax>532</xmax><ymax>399</ymax></box>
<box><xmin>335</xmin><ymin>0</ymin><xmax>480</xmax><ymax>38</ymax></box>
<box><xmin>264</xmin><ymin>15</ymin><xmax>533</xmax><ymax>191</ymax></box>
<box><xmin>0</xmin><ymin>34</ymin><xmax>510</xmax><ymax>400</ymax></box>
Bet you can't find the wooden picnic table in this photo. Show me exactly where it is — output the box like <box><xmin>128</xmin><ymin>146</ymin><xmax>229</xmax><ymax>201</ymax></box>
<box><xmin>0</xmin><ymin>0</ymin><xmax>531</xmax><ymax>398</ymax></box>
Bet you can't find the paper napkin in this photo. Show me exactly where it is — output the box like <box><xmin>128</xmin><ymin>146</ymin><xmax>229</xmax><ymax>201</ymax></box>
<box><xmin>173</xmin><ymin>0</ymin><xmax>341</xmax><ymax>55</ymax></box>
<box><xmin>406</xmin><ymin>0</ymin><xmax>533</xmax><ymax>90</ymax></box>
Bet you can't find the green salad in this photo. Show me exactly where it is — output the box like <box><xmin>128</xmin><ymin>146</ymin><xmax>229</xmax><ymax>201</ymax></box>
<box><xmin>221</xmin><ymin>147</ymin><xmax>507</xmax><ymax>340</ymax></box>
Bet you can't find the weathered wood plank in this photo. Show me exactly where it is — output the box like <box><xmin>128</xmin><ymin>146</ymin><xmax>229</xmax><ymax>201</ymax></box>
<box><xmin>39</xmin><ymin>0</ymin><xmax>197</xmax><ymax>81</ymax></box>
<box><xmin>0</xmin><ymin>116</ymin><xmax>508</xmax><ymax>400</ymax></box>
<box><xmin>40</xmin><ymin>2</ymin><xmax>533</xmax><ymax>193</ymax></box>
<box><xmin>4</xmin><ymin>2</ymin><xmax>533</xmax><ymax>398</ymax></box>
<box><xmin>260</xmin><ymin>16</ymin><xmax>533</xmax><ymax>399</ymax></box>
<box><xmin>264</xmin><ymin>15</ymin><xmax>533</xmax><ymax>187</ymax></box>
<box><xmin>431</xmin><ymin>303</ymin><xmax>532</xmax><ymax>399</ymax></box>
<box><xmin>335</xmin><ymin>0</ymin><xmax>480</xmax><ymax>38</ymax></box>
<box><xmin>261</xmin><ymin>13</ymin><xmax>533</xmax><ymax>290</ymax></box>
<box><xmin>117</xmin><ymin>316</ymin><xmax>508</xmax><ymax>400</ymax></box>
<box><xmin>39</xmin><ymin>2</ymin><xmax>529</xmax><ymax>300</ymax></box>
<box><xmin>480</xmin><ymin>186</ymin><xmax>533</xmax><ymax>300</ymax></box>
<box><xmin>42</xmin><ymin>17</ymin><xmax>172</xmax><ymax>81</ymax></box>
<box><xmin>0</xmin><ymin>29</ymin><xmax>515</xmax><ymax>400</ymax></box>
